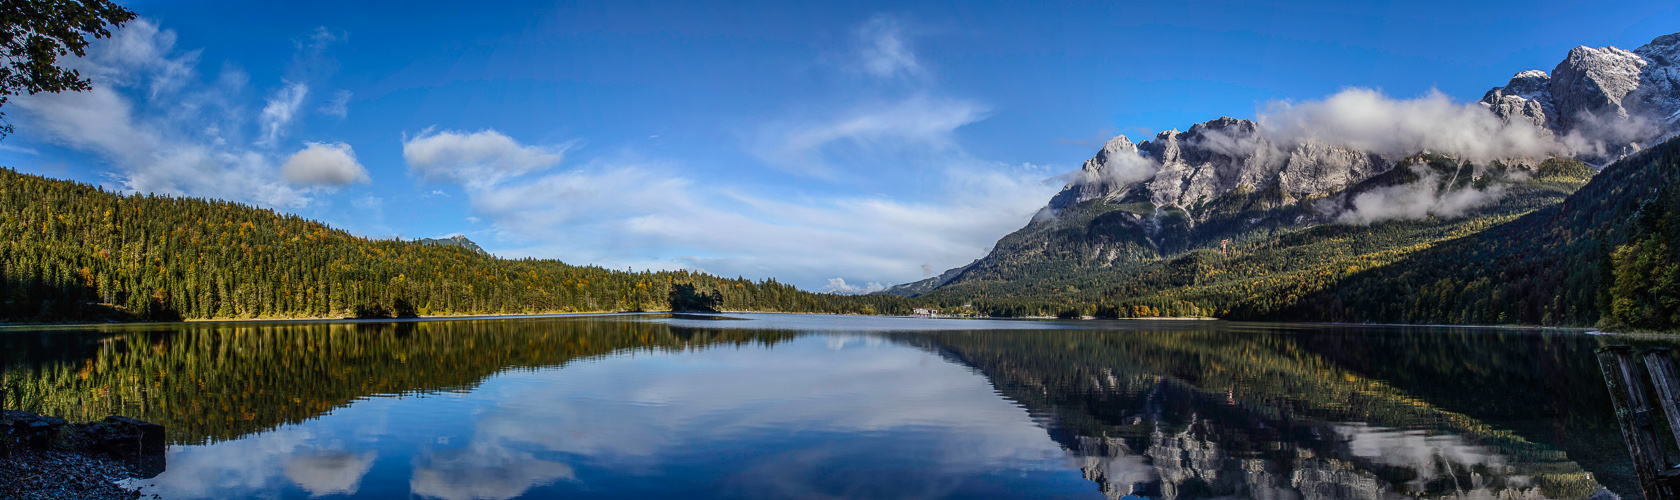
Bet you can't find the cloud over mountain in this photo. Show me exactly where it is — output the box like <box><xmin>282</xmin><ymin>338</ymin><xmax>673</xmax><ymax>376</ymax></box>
<box><xmin>1256</xmin><ymin>88</ymin><xmax>1562</xmax><ymax>162</ymax></box>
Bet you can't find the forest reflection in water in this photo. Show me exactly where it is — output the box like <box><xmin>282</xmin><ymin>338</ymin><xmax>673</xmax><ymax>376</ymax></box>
<box><xmin>0</xmin><ymin>314</ymin><xmax>1651</xmax><ymax>499</ymax></box>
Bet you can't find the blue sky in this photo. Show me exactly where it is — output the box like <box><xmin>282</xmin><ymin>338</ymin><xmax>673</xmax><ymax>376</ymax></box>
<box><xmin>2</xmin><ymin>0</ymin><xmax>1677</xmax><ymax>291</ymax></box>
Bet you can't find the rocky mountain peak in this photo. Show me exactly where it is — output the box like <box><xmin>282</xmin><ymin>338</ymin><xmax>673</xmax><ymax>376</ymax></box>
<box><xmin>1088</xmin><ymin>135</ymin><xmax>1138</xmax><ymax>172</ymax></box>
<box><xmin>1506</xmin><ymin>70</ymin><xmax>1552</xmax><ymax>94</ymax></box>
<box><xmin>1047</xmin><ymin>134</ymin><xmax>1145</xmax><ymax>211</ymax></box>
<box><xmin>1472</xmin><ymin>33</ymin><xmax>1680</xmax><ymax>163</ymax></box>
<box><xmin>1551</xmin><ymin>45</ymin><xmax>1648</xmax><ymax>131</ymax></box>
<box><xmin>1633</xmin><ymin>33</ymin><xmax>1680</xmax><ymax>127</ymax></box>
<box><xmin>1186</xmin><ymin>115</ymin><xmax>1254</xmax><ymax>136</ymax></box>
<box><xmin>1640</xmin><ymin>33</ymin><xmax>1680</xmax><ymax>54</ymax></box>
<box><xmin>1483</xmin><ymin>70</ymin><xmax>1558</xmax><ymax>130</ymax></box>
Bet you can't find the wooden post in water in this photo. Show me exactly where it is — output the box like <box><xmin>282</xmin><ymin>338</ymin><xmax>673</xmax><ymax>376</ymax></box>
<box><xmin>1644</xmin><ymin>348</ymin><xmax>1680</xmax><ymax>449</ymax></box>
<box><xmin>1599</xmin><ymin>345</ymin><xmax>1676</xmax><ymax>500</ymax></box>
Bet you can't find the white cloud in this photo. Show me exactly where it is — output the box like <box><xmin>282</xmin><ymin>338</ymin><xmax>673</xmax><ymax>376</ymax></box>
<box><xmin>289</xmin><ymin>26</ymin><xmax>346</xmax><ymax>82</ymax></box>
<box><xmin>283</xmin><ymin>450</ymin><xmax>378</xmax><ymax>497</ymax></box>
<box><xmin>1559</xmin><ymin>111</ymin><xmax>1663</xmax><ymax>163</ymax></box>
<box><xmin>18</xmin><ymin>83</ymin><xmax>311</xmax><ymax>207</ymax></box>
<box><xmin>403</xmin><ymin>127</ymin><xmax>1054</xmax><ymax>288</ymax></box>
<box><xmin>258</xmin><ymin>81</ymin><xmax>309</xmax><ymax>148</ymax></box>
<box><xmin>639</xmin><ymin>164</ymin><xmax>1052</xmax><ymax>286</ymax></box>
<box><xmin>0</xmin><ymin>144</ymin><xmax>39</xmax><ymax>155</ymax></box>
<box><xmin>1256</xmin><ymin>88</ymin><xmax>1562</xmax><ymax>162</ymax></box>
<box><xmin>403</xmin><ymin>129</ymin><xmax>570</xmax><ymax>187</ymax></box>
<box><xmin>141</xmin><ymin>425</ymin><xmax>384</xmax><ymax>499</ymax></box>
<box><xmin>281</xmin><ymin>142</ymin><xmax>370</xmax><ymax>186</ymax></box>
<box><xmin>72</xmin><ymin>18</ymin><xmax>200</xmax><ymax>98</ymax></box>
<box><xmin>300</xmin><ymin>26</ymin><xmax>343</xmax><ymax>53</ymax></box>
<box><xmin>9</xmin><ymin>18</ymin><xmax>361</xmax><ymax>209</ymax></box>
<box><xmin>855</xmin><ymin>15</ymin><xmax>924</xmax><ymax>80</ymax></box>
<box><xmin>825</xmin><ymin>277</ymin><xmax>887</xmax><ymax>294</ymax></box>
<box><xmin>320</xmin><ymin>89</ymin><xmax>352</xmax><ymax>118</ymax></box>
<box><xmin>752</xmin><ymin>95</ymin><xmax>987</xmax><ymax>177</ymax></box>
<box><xmin>468</xmin><ymin>164</ymin><xmax>690</xmax><ymax>233</ymax></box>
<box><xmin>1336</xmin><ymin>423</ymin><xmax>1506</xmax><ymax>483</ymax></box>
<box><xmin>409</xmin><ymin>445</ymin><xmax>575</xmax><ymax>500</ymax></box>
<box><xmin>1338</xmin><ymin>164</ymin><xmax>1508</xmax><ymax>224</ymax></box>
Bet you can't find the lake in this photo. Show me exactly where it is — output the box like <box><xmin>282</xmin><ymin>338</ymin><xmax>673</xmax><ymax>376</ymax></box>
<box><xmin>0</xmin><ymin>314</ymin><xmax>1654</xmax><ymax>499</ymax></box>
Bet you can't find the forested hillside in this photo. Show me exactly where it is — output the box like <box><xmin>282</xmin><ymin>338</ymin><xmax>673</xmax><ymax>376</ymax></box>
<box><xmin>0</xmin><ymin>169</ymin><xmax>909</xmax><ymax>322</ymax></box>
<box><xmin>1289</xmin><ymin>135</ymin><xmax>1680</xmax><ymax>328</ymax></box>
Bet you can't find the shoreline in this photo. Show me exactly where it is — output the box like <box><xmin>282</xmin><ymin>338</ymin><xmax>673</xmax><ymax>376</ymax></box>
<box><xmin>0</xmin><ymin>310</ymin><xmax>653</xmax><ymax>331</ymax></box>
<box><xmin>0</xmin><ymin>309</ymin><xmax>879</xmax><ymax>331</ymax></box>
<box><xmin>0</xmin><ymin>310</ymin><xmax>1623</xmax><ymax>333</ymax></box>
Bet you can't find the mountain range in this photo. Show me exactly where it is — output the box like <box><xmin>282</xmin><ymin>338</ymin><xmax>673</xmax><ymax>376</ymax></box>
<box><xmin>884</xmin><ymin>30</ymin><xmax>1680</xmax><ymax>329</ymax></box>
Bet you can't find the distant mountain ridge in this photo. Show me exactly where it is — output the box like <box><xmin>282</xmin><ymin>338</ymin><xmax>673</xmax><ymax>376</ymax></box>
<box><xmin>417</xmin><ymin>234</ymin><xmax>487</xmax><ymax>255</ymax></box>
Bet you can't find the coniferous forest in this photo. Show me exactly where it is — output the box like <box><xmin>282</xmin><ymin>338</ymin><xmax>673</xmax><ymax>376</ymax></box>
<box><xmin>0</xmin><ymin>168</ymin><xmax>911</xmax><ymax>322</ymax></box>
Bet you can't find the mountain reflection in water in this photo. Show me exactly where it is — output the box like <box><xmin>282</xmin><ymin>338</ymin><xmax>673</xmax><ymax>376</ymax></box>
<box><xmin>0</xmin><ymin>315</ymin><xmax>1646</xmax><ymax>499</ymax></box>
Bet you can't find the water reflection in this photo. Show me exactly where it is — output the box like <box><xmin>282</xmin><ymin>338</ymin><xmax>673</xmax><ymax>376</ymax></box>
<box><xmin>0</xmin><ymin>315</ymin><xmax>1651</xmax><ymax>499</ymax></box>
<box><xmin>899</xmin><ymin>325</ymin><xmax>1628</xmax><ymax>499</ymax></box>
<box><xmin>286</xmin><ymin>449</ymin><xmax>379</xmax><ymax>496</ymax></box>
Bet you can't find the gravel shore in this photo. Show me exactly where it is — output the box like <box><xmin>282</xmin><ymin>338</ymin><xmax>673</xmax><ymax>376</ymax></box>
<box><xmin>0</xmin><ymin>446</ymin><xmax>147</xmax><ymax>499</ymax></box>
<box><xmin>3</xmin><ymin>409</ymin><xmax>162</xmax><ymax>499</ymax></box>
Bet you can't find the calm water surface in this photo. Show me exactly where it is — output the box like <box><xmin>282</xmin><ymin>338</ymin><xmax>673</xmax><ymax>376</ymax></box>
<box><xmin>0</xmin><ymin>314</ymin><xmax>1655</xmax><ymax>499</ymax></box>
